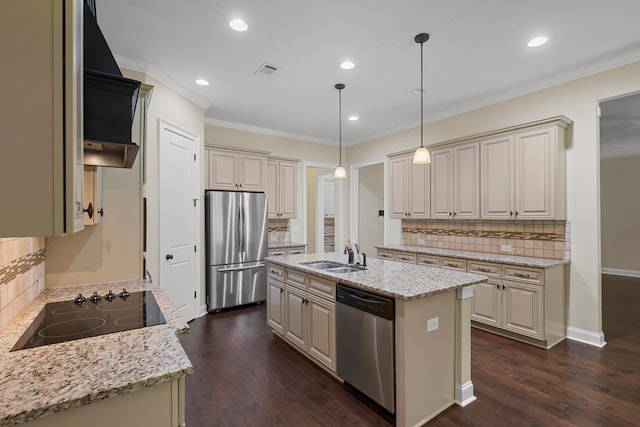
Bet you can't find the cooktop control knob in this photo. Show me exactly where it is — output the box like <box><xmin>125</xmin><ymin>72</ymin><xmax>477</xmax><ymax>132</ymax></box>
<box><xmin>89</xmin><ymin>291</ymin><xmax>102</xmax><ymax>303</ymax></box>
<box><xmin>105</xmin><ymin>290</ymin><xmax>117</xmax><ymax>301</ymax></box>
<box><xmin>119</xmin><ymin>288</ymin><xmax>130</xmax><ymax>298</ymax></box>
<box><xmin>74</xmin><ymin>294</ymin><xmax>86</xmax><ymax>304</ymax></box>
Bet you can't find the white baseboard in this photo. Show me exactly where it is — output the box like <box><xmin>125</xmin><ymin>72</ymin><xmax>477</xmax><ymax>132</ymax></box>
<box><xmin>601</xmin><ymin>267</ymin><xmax>640</xmax><ymax>278</ymax></box>
<box><xmin>566</xmin><ymin>326</ymin><xmax>607</xmax><ymax>348</ymax></box>
<box><xmin>198</xmin><ymin>304</ymin><xmax>208</xmax><ymax>318</ymax></box>
<box><xmin>455</xmin><ymin>381</ymin><xmax>477</xmax><ymax>407</ymax></box>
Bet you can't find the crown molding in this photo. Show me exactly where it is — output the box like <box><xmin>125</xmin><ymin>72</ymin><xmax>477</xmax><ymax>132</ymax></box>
<box><xmin>204</xmin><ymin>118</ymin><xmax>337</xmax><ymax>146</ymax></box>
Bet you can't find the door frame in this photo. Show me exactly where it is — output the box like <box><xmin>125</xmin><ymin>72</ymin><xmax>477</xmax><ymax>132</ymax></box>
<box><xmin>158</xmin><ymin>119</ymin><xmax>200</xmax><ymax>321</ymax></box>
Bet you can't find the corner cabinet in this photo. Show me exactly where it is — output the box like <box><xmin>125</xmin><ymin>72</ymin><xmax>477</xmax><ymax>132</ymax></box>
<box><xmin>205</xmin><ymin>146</ymin><xmax>267</xmax><ymax>192</ymax></box>
<box><xmin>430</xmin><ymin>141</ymin><xmax>480</xmax><ymax>220</ymax></box>
<box><xmin>388</xmin><ymin>152</ymin><xmax>430</xmax><ymax>219</ymax></box>
<box><xmin>480</xmin><ymin>118</ymin><xmax>570</xmax><ymax>220</ymax></box>
<box><xmin>266</xmin><ymin>158</ymin><xmax>298</xmax><ymax>219</ymax></box>
<box><xmin>0</xmin><ymin>0</ymin><xmax>84</xmax><ymax>237</ymax></box>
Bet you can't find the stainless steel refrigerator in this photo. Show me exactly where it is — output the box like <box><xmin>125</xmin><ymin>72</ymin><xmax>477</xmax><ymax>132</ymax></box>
<box><xmin>205</xmin><ymin>190</ymin><xmax>268</xmax><ymax>311</ymax></box>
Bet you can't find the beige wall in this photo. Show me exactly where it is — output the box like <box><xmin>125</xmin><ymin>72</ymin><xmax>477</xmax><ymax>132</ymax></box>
<box><xmin>346</xmin><ymin>60</ymin><xmax>640</xmax><ymax>341</ymax></box>
<box><xmin>600</xmin><ymin>155</ymin><xmax>640</xmax><ymax>272</ymax></box>
<box><xmin>0</xmin><ymin>238</ymin><xmax>45</xmax><ymax>331</ymax></box>
<box><xmin>357</xmin><ymin>164</ymin><xmax>384</xmax><ymax>256</ymax></box>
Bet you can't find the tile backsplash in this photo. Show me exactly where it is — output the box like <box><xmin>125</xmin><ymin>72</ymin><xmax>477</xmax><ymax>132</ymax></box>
<box><xmin>401</xmin><ymin>219</ymin><xmax>570</xmax><ymax>260</ymax></box>
<box><xmin>0</xmin><ymin>237</ymin><xmax>45</xmax><ymax>332</ymax></box>
<box><xmin>268</xmin><ymin>219</ymin><xmax>290</xmax><ymax>244</ymax></box>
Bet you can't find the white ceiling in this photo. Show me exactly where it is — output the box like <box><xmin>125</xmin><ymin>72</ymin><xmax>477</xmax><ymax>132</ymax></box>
<box><xmin>97</xmin><ymin>0</ymin><xmax>640</xmax><ymax>146</ymax></box>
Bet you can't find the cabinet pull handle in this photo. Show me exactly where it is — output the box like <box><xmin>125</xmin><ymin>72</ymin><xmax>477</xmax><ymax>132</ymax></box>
<box><xmin>509</xmin><ymin>211</ymin><xmax>513</xmax><ymax>217</ymax></box>
<box><xmin>514</xmin><ymin>272</ymin><xmax>530</xmax><ymax>278</ymax></box>
<box><xmin>280</xmin><ymin>288</ymin><xmax>283</xmax><ymax>294</ymax></box>
<box><xmin>515</xmin><ymin>211</ymin><xmax>519</xmax><ymax>217</ymax></box>
<box><xmin>477</xmin><ymin>268</ymin><xmax>491</xmax><ymax>273</ymax></box>
<box><xmin>165</xmin><ymin>254</ymin><xmax>174</xmax><ymax>260</ymax></box>
<box><xmin>270</xmin><ymin>269</ymin><xmax>281</xmax><ymax>275</ymax></box>
<box><xmin>446</xmin><ymin>263</ymin><xmax>457</xmax><ymax>268</ymax></box>
<box><xmin>449</xmin><ymin>212</ymin><xmax>452</xmax><ymax>216</ymax></box>
<box><xmin>502</xmin><ymin>284</ymin><xmax>505</xmax><ymax>290</ymax></box>
<box><xmin>496</xmin><ymin>284</ymin><xmax>500</xmax><ymax>289</ymax></box>
<box><xmin>422</xmin><ymin>260</ymin><xmax>433</xmax><ymax>264</ymax></box>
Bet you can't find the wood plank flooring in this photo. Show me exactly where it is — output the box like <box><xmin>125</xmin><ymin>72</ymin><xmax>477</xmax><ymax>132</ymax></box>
<box><xmin>180</xmin><ymin>275</ymin><xmax>640</xmax><ymax>426</ymax></box>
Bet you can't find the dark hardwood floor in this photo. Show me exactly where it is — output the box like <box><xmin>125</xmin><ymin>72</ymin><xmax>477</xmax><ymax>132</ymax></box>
<box><xmin>180</xmin><ymin>275</ymin><xmax>640</xmax><ymax>426</ymax></box>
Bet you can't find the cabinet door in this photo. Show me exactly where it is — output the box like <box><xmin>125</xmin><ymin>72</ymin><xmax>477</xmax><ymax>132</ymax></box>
<box><xmin>502</xmin><ymin>281</ymin><xmax>544</xmax><ymax>339</ymax></box>
<box><xmin>430</xmin><ymin>148</ymin><xmax>453</xmax><ymax>219</ymax></box>
<box><xmin>514</xmin><ymin>126</ymin><xmax>556</xmax><ymax>219</ymax></box>
<box><xmin>83</xmin><ymin>166</ymin><xmax>103</xmax><ymax>225</ymax></box>
<box><xmin>409</xmin><ymin>162</ymin><xmax>430</xmax><ymax>218</ymax></box>
<box><xmin>471</xmin><ymin>279</ymin><xmax>502</xmax><ymax>327</ymax></box>
<box><xmin>453</xmin><ymin>142</ymin><xmax>480</xmax><ymax>219</ymax></box>
<box><xmin>284</xmin><ymin>286</ymin><xmax>307</xmax><ymax>350</ymax></box>
<box><xmin>238</xmin><ymin>154</ymin><xmax>266</xmax><ymax>192</ymax></box>
<box><xmin>267</xmin><ymin>278</ymin><xmax>285</xmax><ymax>334</ymax></box>
<box><xmin>279</xmin><ymin>161</ymin><xmax>297</xmax><ymax>218</ymax></box>
<box><xmin>266</xmin><ymin>161</ymin><xmax>279</xmax><ymax>218</ymax></box>
<box><xmin>207</xmin><ymin>150</ymin><xmax>237</xmax><ymax>190</ymax></box>
<box><xmin>481</xmin><ymin>135</ymin><xmax>514</xmax><ymax>219</ymax></box>
<box><xmin>307</xmin><ymin>295</ymin><xmax>336</xmax><ymax>370</ymax></box>
<box><xmin>389</xmin><ymin>156</ymin><xmax>410</xmax><ymax>218</ymax></box>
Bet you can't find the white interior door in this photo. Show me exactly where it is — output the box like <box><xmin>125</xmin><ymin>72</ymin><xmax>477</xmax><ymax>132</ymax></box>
<box><xmin>159</xmin><ymin>121</ymin><xmax>198</xmax><ymax>321</ymax></box>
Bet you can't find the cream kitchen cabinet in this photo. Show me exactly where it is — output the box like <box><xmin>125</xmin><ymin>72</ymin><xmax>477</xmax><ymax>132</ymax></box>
<box><xmin>83</xmin><ymin>166</ymin><xmax>103</xmax><ymax>225</ymax></box>
<box><xmin>267</xmin><ymin>158</ymin><xmax>298</xmax><ymax>219</ymax></box>
<box><xmin>388</xmin><ymin>153</ymin><xmax>430</xmax><ymax>219</ymax></box>
<box><xmin>430</xmin><ymin>141</ymin><xmax>480</xmax><ymax>220</ymax></box>
<box><xmin>480</xmin><ymin>119</ymin><xmax>569</xmax><ymax>220</ymax></box>
<box><xmin>0</xmin><ymin>0</ymin><xmax>84</xmax><ymax>237</ymax></box>
<box><xmin>205</xmin><ymin>147</ymin><xmax>267</xmax><ymax>192</ymax></box>
<box><xmin>267</xmin><ymin>277</ymin><xmax>286</xmax><ymax>335</ymax></box>
<box><xmin>268</xmin><ymin>245</ymin><xmax>306</xmax><ymax>256</ymax></box>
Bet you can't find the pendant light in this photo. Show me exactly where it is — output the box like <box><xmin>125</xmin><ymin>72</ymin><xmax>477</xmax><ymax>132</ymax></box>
<box><xmin>412</xmin><ymin>33</ymin><xmax>431</xmax><ymax>164</ymax></box>
<box><xmin>333</xmin><ymin>83</ymin><xmax>347</xmax><ymax>179</ymax></box>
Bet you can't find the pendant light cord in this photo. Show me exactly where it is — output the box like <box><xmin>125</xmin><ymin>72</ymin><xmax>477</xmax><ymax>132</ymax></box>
<box><xmin>420</xmin><ymin>39</ymin><xmax>424</xmax><ymax>149</ymax></box>
<box><xmin>339</xmin><ymin>87</ymin><xmax>343</xmax><ymax>165</ymax></box>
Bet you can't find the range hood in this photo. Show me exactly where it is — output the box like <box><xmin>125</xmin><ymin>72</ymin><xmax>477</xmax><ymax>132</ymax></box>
<box><xmin>83</xmin><ymin>1</ymin><xmax>142</xmax><ymax>169</ymax></box>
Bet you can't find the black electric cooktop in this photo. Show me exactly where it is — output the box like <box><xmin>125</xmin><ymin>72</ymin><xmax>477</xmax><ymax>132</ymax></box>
<box><xmin>11</xmin><ymin>290</ymin><xmax>166</xmax><ymax>351</ymax></box>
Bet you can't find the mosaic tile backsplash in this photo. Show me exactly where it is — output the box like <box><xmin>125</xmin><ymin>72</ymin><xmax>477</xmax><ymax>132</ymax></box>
<box><xmin>401</xmin><ymin>219</ymin><xmax>570</xmax><ymax>260</ymax></box>
<box><xmin>0</xmin><ymin>237</ymin><xmax>45</xmax><ymax>332</ymax></box>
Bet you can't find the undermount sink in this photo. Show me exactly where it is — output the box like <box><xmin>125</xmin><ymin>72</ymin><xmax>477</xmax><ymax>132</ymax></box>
<box><xmin>302</xmin><ymin>261</ymin><xmax>345</xmax><ymax>270</ymax></box>
<box><xmin>325</xmin><ymin>266</ymin><xmax>363</xmax><ymax>274</ymax></box>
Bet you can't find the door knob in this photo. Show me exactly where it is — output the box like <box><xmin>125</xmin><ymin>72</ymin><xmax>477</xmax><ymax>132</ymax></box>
<box><xmin>166</xmin><ymin>254</ymin><xmax>174</xmax><ymax>260</ymax></box>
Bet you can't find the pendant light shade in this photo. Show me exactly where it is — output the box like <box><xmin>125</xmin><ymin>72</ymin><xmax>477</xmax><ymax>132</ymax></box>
<box><xmin>334</xmin><ymin>83</ymin><xmax>347</xmax><ymax>179</ymax></box>
<box><xmin>412</xmin><ymin>32</ymin><xmax>431</xmax><ymax>165</ymax></box>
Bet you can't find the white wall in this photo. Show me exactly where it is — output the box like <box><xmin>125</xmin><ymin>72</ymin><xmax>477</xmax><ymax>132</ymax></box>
<box><xmin>345</xmin><ymin>60</ymin><xmax>640</xmax><ymax>345</ymax></box>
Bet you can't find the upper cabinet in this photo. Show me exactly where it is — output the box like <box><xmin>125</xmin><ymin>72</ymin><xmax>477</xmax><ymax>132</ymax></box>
<box><xmin>205</xmin><ymin>147</ymin><xmax>267</xmax><ymax>192</ymax></box>
<box><xmin>0</xmin><ymin>0</ymin><xmax>84</xmax><ymax>237</ymax></box>
<box><xmin>388</xmin><ymin>153</ymin><xmax>430</xmax><ymax>219</ymax></box>
<box><xmin>430</xmin><ymin>141</ymin><xmax>480</xmax><ymax>219</ymax></box>
<box><xmin>481</xmin><ymin>120</ymin><xmax>569</xmax><ymax>220</ymax></box>
<box><xmin>83</xmin><ymin>166</ymin><xmax>103</xmax><ymax>226</ymax></box>
<box><xmin>267</xmin><ymin>158</ymin><xmax>298</xmax><ymax>219</ymax></box>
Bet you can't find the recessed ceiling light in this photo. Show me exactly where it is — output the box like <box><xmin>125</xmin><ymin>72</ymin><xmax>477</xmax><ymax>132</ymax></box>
<box><xmin>340</xmin><ymin>61</ymin><xmax>355</xmax><ymax>70</ymax></box>
<box><xmin>229</xmin><ymin>18</ymin><xmax>248</xmax><ymax>32</ymax></box>
<box><xmin>195</xmin><ymin>79</ymin><xmax>210</xmax><ymax>86</ymax></box>
<box><xmin>348</xmin><ymin>115</ymin><xmax>359</xmax><ymax>121</ymax></box>
<box><xmin>527</xmin><ymin>36</ymin><xmax>548</xmax><ymax>48</ymax></box>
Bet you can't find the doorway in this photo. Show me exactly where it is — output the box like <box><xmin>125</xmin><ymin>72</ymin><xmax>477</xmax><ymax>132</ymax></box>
<box><xmin>350</xmin><ymin>161</ymin><xmax>385</xmax><ymax>257</ymax></box>
<box><xmin>304</xmin><ymin>163</ymin><xmax>343</xmax><ymax>254</ymax></box>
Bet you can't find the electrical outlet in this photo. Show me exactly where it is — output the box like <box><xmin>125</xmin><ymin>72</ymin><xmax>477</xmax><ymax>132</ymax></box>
<box><xmin>418</xmin><ymin>238</ymin><xmax>426</xmax><ymax>245</ymax></box>
<box><xmin>501</xmin><ymin>244</ymin><xmax>512</xmax><ymax>252</ymax></box>
<box><xmin>427</xmin><ymin>317</ymin><xmax>439</xmax><ymax>332</ymax></box>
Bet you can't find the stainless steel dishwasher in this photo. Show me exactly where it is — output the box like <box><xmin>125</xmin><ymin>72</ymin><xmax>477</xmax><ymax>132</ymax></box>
<box><xmin>336</xmin><ymin>284</ymin><xmax>395</xmax><ymax>413</ymax></box>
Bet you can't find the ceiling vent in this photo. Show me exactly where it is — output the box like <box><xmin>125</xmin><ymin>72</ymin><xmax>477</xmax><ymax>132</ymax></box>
<box><xmin>254</xmin><ymin>62</ymin><xmax>279</xmax><ymax>78</ymax></box>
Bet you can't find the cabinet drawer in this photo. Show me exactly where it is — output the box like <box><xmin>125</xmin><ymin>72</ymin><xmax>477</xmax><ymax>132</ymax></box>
<box><xmin>285</xmin><ymin>269</ymin><xmax>308</xmax><ymax>289</ymax></box>
<box><xmin>417</xmin><ymin>255</ymin><xmax>440</xmax><ymax>267</ymax></box>
<box><xmin>395</xmin><ymin>253</ymin><xmax>417</xmax><ymax>264</ymax></box>
<box><xmin>467</xmin><ymin>261</ymin><xmax>501</xmax><ymax>277</ymax></box>
<box><xmin>268</xmin><ymin>264</ymin><xmax>285</xmax><ymax>280</ymax></box>
<box><xmin>503</xmin><ymin>266</ymin><xmax>544</xmax><ymax>285</ymax></box>
<box><xmin>288</xmin><ymin>247</ymin><xmax>306</xmax><ymax>255</ymax></box>
<box><xmin>377</xmin><ymin>250</ymin><xmax>396</xmax><ymax>260</ymax></box>
<box><xmin>268</xmin><ymin>249</ymin><xmax>286</xmax><ymax>256</ymax></box>
<box><xmin>308</xmin><ymin>277</ymin><xmax>335</xmax><ymax>300</ymax></box>
<box><xmin>440</xmin><ymin>257</ymin><xmax>466</xmax><ymax>271</ymax></box>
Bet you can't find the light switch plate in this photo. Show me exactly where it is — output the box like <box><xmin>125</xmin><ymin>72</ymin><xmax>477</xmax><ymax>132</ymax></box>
<box><xmin>427</xmin><ymin>317</ymin><xmax>439</xmax><ymax>332</ymax></box>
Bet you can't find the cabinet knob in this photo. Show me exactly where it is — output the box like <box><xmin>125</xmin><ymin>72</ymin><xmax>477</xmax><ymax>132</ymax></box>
<box><xmin>83</xmin><ymin>202</ymin><xmax>94</xmax><ymax>219</ymax></box>
<box><xmin>166</xmin><ymin>254</ymin><xmax>174</xmax><ymax>260</ymax></box>
<box><xmin>98</xmin><ymin>207</ymin><xmax>104</xmax><ymax>217</ymax></box>
<box><xmin>510</xmin><ymin>211</ymin><xmax>513</xmax><ymax>217</ymax></box>
<box><xmin>239</xmin><ymin>184</ymin><xmax>242</xmax><ymax>187</ymax></box>
<box><xmin>449</xmin><ymin>212</ymin><xmax>452</xmax><ymax>216</ymax></box>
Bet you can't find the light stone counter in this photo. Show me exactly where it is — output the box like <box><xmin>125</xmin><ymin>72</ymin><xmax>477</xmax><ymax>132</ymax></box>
<box><xmin>266</xmin><ymin>252</ymin><xmax>487</xmax><ymax>300</ymax></box>
<box><xmin>0</xmin><ymin>280</ymin><xmax>193</xmax><ymax>426</ymax></box>
<box><xmin>376</xmin><ymin>244</ymin><xmax>569</xmax><ymax>268</ymax></box>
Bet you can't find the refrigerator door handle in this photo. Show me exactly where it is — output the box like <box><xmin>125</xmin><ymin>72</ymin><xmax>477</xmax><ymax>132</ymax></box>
<box><xmin>218</xmin><ymin>262</ymin><xmax>265</xmax><ymax>273</ymax></box>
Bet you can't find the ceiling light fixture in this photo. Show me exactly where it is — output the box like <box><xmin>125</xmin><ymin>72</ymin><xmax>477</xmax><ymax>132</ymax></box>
<box><xmin>195</xmin><ymin>79</ymin><xmax>210</xmax><ymax>86</ymax></box>
<box><xmin>229</xmin><ymin>18</ymin><xmax>248</xmax><ymax>32</ymax></box>
<box><xmin>348</xmin><ymin>115</ymin><xmax>359</xmax><ymax>121</ymax></box>
<box><xmin>340</xmin><ymin>61</ymin><xmax>355</xmax><ymax>70</ymax></box>
<box><xmin>527</xmin><ymin>36</ymin><xmax>548</xmax><ymax>47</ymax></box>
<box><xmin>412</xmin><ymin>33</ymin><xmax>431</xmax><ymax>165</ymax></box>
<box><xmin>334</xmin><ymin>83</ymin><xmax>347</xmax><ymax>179</ymax></box>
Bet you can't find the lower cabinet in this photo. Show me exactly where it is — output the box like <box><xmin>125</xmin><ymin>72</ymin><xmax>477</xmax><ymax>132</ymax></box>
<box><xmin>268</xmin><ymin>245</ymin><xmax>307</xmax><ymax>257</ymax></box>
<box><xmin>267</xmin><ymin>277</ymin><xmax>285</xmax><ymax>334</ymax></box>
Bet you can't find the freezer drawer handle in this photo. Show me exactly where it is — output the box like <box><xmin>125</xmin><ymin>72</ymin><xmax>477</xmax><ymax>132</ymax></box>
<box><xmin>218</xmin><ymin>263</ymin><xmax>265</xmax><ymax>273</ymax></box>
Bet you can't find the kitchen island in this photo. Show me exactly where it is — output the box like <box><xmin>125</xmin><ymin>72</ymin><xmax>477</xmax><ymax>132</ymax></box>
<box><xmin>266</xmin><ymin>253</ymin><xmax>487</xmax><ymax>427</ymax></box>
<box><xmin>0</xmin><ymin>280</ymin><xmax>192</xmax><ymax>426</ymax></box>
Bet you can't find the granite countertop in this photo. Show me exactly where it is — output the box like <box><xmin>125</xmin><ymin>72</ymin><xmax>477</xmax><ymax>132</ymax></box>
<box><xmin>266</xmin><ymin>252</ymin><xmax>487</xmax><ymax>300</ymax></box>
<box><xmin>268</xmin><ymin>241</ymin><xmax>307</xmax><ymax>249</ymax></box>
<box><xmin>0</xmin><ymin>280</ymin><xmax>193</xmax><ymax>426</ymax></box>
<box><xmin>376</xmin><ymin>244</ymin><xmax>569</xmax><ymax>268</ymax></box>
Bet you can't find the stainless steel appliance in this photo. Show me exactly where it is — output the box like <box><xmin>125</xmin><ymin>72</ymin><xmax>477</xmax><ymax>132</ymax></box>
<box><xmin>11</xmin><ymin>290</ymin><xmax>165</xmax><ymax>351</ymax></box>
<box><xmin>336</xmin><ymin>284</ymin><xmax>395</xmax><ymax>413</ymax></box>
<box><xmin>205</xmin><ymin>190</ymin><xmax>268</xmax><ymax>311</ymax></box>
